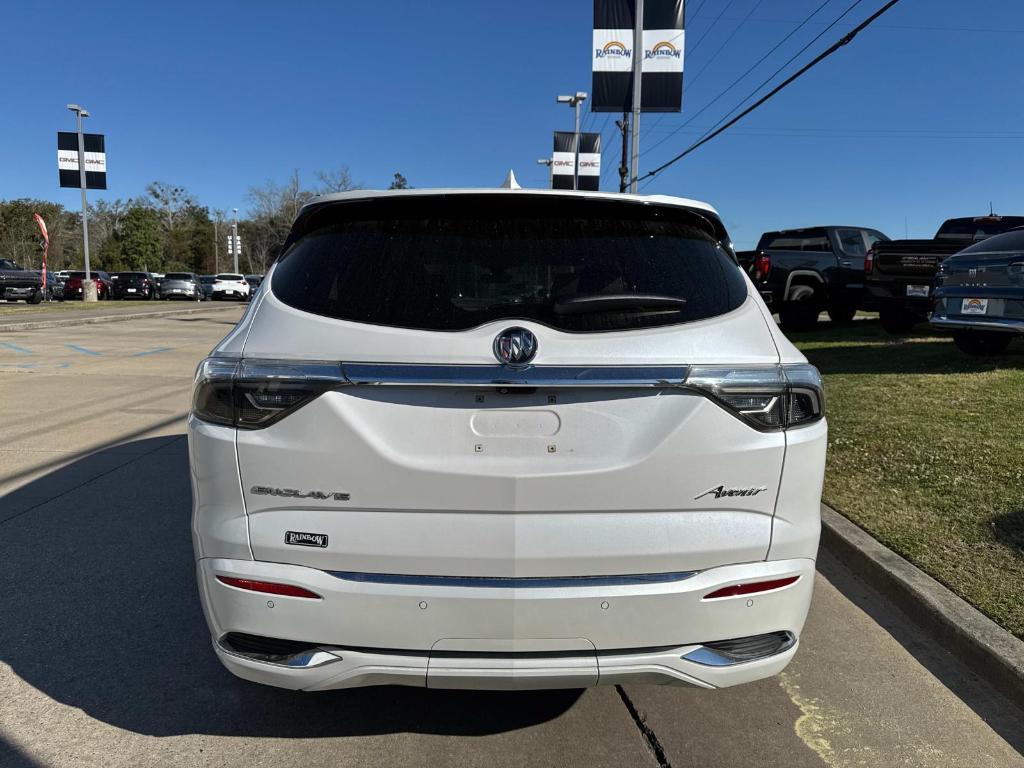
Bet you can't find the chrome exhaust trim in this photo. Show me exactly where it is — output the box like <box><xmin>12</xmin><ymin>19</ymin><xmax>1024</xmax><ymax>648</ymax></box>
<box><xmin>682</xmin><ymin>631</ymin><xmax>796</xmax><ymax>667</ymax></box>
<box><xmin>217</xmin><ymin>634</ymin><xmax>343</xmax><ymax>669</ymax></box>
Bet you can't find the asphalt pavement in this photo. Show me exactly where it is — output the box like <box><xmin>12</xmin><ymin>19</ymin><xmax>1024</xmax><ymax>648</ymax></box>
<box><xmin>1</xmin><ymin>312</ymin><xmax>1022</xmax><ymax>768</ymax></box>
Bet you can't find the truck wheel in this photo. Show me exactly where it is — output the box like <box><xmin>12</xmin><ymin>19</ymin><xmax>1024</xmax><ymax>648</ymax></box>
<box><xmin>827</xmin><ymin>303</ymin><xmax>856</xmax><ymax>324</ymax></box>
<box><xmin>28</xmin><ymin>289</ymin><xmax>43</xmax><ymax>305</ymax></box>
<box><xmin>780</xmin><ymin>301</ymin><xmax>820</xmax><ymax>332</ymax></box>
<box><xmin>952</xmin><ymin>331</ymin><xmax>1012</xmax><ymax>356</ymax></box>
<box><xmin>879</xmin><ymin>307</ymin><xmax>919</xmax><ymax>335</ymax></box>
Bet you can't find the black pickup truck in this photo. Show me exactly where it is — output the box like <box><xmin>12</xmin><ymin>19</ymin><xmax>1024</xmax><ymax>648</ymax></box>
<box><xmin>737</xmin><ymin>225</ymin><xmax>889</xmax><ymax>330</ymax></box>
<box><xmin>0</xmin><ymin>258</ymin><xmax>45</xmax><ymax>303</ymax></box>
<box><xmin>865</xmin><ymin>215</ymin><xmax>1024</xmax><ymax>333</ymax></box>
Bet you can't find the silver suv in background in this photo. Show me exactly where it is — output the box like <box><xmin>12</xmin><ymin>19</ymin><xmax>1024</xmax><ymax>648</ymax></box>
<box><xmin>159</xmin><ymin>272</ymin><xmax>202</xmax><ymax>301</ymax></box>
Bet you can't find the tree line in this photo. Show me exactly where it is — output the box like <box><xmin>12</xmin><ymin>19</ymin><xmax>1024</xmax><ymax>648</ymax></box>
<box><xmin>0</xmin><ymin>168</ymin><xmax>409</xmax><ymax>275</ymax></box>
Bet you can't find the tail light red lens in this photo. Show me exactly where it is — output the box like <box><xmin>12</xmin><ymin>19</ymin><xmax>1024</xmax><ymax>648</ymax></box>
<box><xmin>703</xmin><ymin>575</ymin><xmax>800</xmax><ymax>600</ymax></box>
<box><xmin>753</xmin><ymin>253</ymin><xmax>771</xmax><ymax>281</ymax></box>
<box><xmin>684</xmin><ymin>364</ymin><xmax>824</xmax><ymax>431</ymax></box>
<box><xmin>192</xmin><ymin>358</ymin><xmax>345</xmax><ymax>429</ymax></box>
<box><xmin>216</xmin><ymin>575</ymin><xmax>321</xmax><ymax>599</ymax></box>
<box><xmin>864</xmin><ymin>247</ymin><xmax>875</xmax><ymax>275</ymax></box>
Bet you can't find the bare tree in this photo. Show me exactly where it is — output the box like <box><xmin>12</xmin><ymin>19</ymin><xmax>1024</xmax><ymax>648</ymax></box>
<box><xmin>316</xmin><ymin>166</ymin><xmax>360</xmax><ymax>194</ymax></box>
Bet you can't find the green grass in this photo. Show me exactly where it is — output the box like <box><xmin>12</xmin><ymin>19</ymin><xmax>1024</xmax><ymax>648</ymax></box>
<box><xmin>789</xmin><ymin>319</ymin><xmax>1024</xmax><ymax>638</ymax></box>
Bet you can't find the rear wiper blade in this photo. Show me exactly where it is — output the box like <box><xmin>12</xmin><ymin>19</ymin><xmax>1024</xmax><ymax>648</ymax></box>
<box><xmin>552</xmin><ymin>293</ymin><xmax>687</xmax><ymax>316</ymax></box>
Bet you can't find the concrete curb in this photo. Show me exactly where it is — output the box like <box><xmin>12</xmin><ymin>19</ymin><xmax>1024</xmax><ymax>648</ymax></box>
<box><xmin>0</xmin><ymin>304</ymin><xmax>241</xmax><ymax>332</ymax></box>
<box><xmin>820</xmin><ymin>502</ymin><xmax>1024</xmax><ymax>709</ymax></box>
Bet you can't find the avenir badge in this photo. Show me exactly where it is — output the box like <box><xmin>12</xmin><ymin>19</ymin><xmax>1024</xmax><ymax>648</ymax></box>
<box><xmin>285</xmin><ymin>531</ymin><xmax>329</xmax><ymax>548</ymax></box>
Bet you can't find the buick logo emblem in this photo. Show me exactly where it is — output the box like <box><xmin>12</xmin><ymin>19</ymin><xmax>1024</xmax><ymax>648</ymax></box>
<box><xmin>493</xmin><ymin>327</ymin><xmax>537</xmax><ymax>367</ymax></box>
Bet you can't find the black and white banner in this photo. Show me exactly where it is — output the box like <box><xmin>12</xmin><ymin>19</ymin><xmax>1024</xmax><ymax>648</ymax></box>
<box><xmin>57</xmin><ymin>132</ymin><xmax>107</xmax><ymax>189</ymax></box>
<box><xmin>592</xmin><ymin>0</ymin><xmax>685</xmax><ymax>113</ymax></box>
<box><xmin>552</xmin><ymin>132</ymin><xmax>602</xmax><ymax>191</ymax></box>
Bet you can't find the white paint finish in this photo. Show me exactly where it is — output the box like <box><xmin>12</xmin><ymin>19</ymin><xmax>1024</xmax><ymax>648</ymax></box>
<box><xmin>197</xmin><ymin>556</ymin><xmax>815</xmax><ymax>689</ymax></box>
<box><xmin>770</xmin><ymin>419</ymin><xmax>828</xmax><ymax>561</ymax></box>
<box><xmin>189</xmin><ymin>189</ymin><xmax>826</xmax><ymax>690</ymax></box>
<box><xmin>187</xmin><ymin>417</ymin><xmax>251</xmax><ymax>561</ymax></box>
<box><xmin>241</xmin><ymin>289</ymin><xmax>783</xmax><ymax>366</ymax></box>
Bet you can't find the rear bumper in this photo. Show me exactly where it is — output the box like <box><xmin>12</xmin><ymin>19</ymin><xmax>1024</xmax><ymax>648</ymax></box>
<box><xmin>931</xmin><ymin>315</ymin><xmax>1024</xmax><ymax>334</ymax></box>
<box><xmin>196</xmin><ymin>555</ymin><xmax>815</xmax><ymax>690</ymax></box>
<box><xmin>865</xmin><ymin>279</ymin><xmax>933</xmax><ymax>311</ymax></box>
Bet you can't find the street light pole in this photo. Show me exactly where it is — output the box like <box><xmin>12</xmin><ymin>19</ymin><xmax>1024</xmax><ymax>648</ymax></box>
<box><xmin>629</xmin><ymin>0</ymin><xmax>644</xmax><ymax>193</ymax></box>
<box><xmin>556</xmin><ymin>92</ymin><xmax>588</xmax><ymax>190</ymax></box>
<box><xmin>231</xmin><ymin>208</ymin><xmax>239</xmax><ymax>274</ymax></box>
<box><xmin>67</xmin><ymin>103</ymin><xmax>96</xmax><ymax>300</ymax></box>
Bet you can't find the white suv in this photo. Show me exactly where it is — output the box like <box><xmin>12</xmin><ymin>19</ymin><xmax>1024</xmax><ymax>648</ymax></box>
<box><xmin>211</xmin><ymin>273</ymin><xmax>250</xmax><ymax>301</ymax></box>
<box><xmin>189</xmin><ymin>189</ymin><xmax>826</xmax><ymax>691</ymax></box>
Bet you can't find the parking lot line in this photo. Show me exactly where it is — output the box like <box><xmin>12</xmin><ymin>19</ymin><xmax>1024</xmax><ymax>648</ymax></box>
<box><xmin>0</xmin><ymin>342</ymin><xmax>33</xmax><ymax>354</ymax></box>
<box><xmin>64</xmin><ymin>343</ymin><xmax>102</xmax><ymax>356</ymax></box>
<box><xmin>132</xmin><ymin>347</ymin><xmax>174</xmax><ymax>357</ymax></box>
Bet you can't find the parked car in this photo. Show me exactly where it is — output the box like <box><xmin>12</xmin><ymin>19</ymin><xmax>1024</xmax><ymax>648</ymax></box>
<box><xmin>244</xmin><ymin>274</ymin><xmax>263</xmax><ymax>292</ymax></box>
<box><xmin>866</xmin><ymin>214</ymin><xmax>1024</xmax><ymax>334</ymax></box>
<box><xmin>159</xmin><ymin>272</ymin><xmax>202</xmax><ymax>301</ymax></box>
<box><xmin>62</xmin><ymin>270</ymin><xmax>114</xmax><ymax>300</ymax></box>
<box><xmin>211</xmin><ymin>273</ymin><xmax>250</xmax><ymax>301</ymax></box>
<box><xmin>931</xmin><ymin>227</ymin><xmax>1024</xmax><ymax>355</ymax></box>
<box><xmin>198</xmin><ymin>275</ymin><xmax>217</xmax><ymax>301</ymax></box>
<box><xmin>41</xmin><ymin>270</ymin><xmax>63</xmax><ymax>301</ymax></box>
<box><xmin>737</xmin><ymin>226</ymin><xmax>889</xmax><ymax>330</ymax></box>
<box><xmin>189</xmin><ymin>189</ymin><xmax>826</xmax><ymax>691</ymax></box>
<box><xmin>111</xmin><ymin>271</ymin><xmax>158</xmax><ymax>300</ymax></box>
<box><xmin>0</xmin><ymin>258</ymin><xmax>47</xmax><ymax>303</ymax></box>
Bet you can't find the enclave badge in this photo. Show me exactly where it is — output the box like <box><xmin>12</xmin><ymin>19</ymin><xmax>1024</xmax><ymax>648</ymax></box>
<box><xmin>285</xmin><ymin>531</ymin><xmax>328</xmax><ymax>548</ymax></box>
<box><xmin>251</xmin><ymin>485</ymin><xmax>350</xmax><ymax>501</ymax></box>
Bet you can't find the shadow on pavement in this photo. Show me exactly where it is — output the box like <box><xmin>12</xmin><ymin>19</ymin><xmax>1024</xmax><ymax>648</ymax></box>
<box><xmin>816</xmin><ymin>551</ymin><xmax>1024</xmax><ymax>753</ymax></box>
<box><xmin>993</xmin><ymin>510</ymin><xmax>1024</xmax><ymax>554</ymax></box>
<box><xmin>783</xmin><ymin>319</ymin><xmax>1024</xmax><ymax>376</ymax></box>
<box><xmin>0</xmin><ymin>436</ymin><xmax>580</xmax><ymax>739</ymax></box>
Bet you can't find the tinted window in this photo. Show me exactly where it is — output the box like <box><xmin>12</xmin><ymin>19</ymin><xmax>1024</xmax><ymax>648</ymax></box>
<box><xmin>200</xmin><ymin>276</ymin><xmax>216</xmax><ymax>284</ymax></box>
<box><xmin>758</xmin><ymin>229</ymin><xmax>831</xmax><ymax>252</ymax></box>
<box><xmin>272</xmin><ymin>195</ymin><xmax>747</xmax><ymax>333</ymax></box>
<box><xmin>936</xmin><ymin>217</ymin><xmax>1024</xmax><ymax>241</ymax></box>
<box><xmin>956</xmin><ymin>228</ymin><xmax>1024</xmax><ymax>256</ymax></box>
<box><xmin>216</xmin><ymin>274</ymin><xmax>244</xmax><ymax>280</ymax></box>
<box><xmin>836</xmin><ymin>229</ymin><xmax>865</xmax><ymax>257</ymax></box>
<box><xmin>164</xmin><ymin>272</ymin><xmax>194</xmax><ymax>280</ymax></box>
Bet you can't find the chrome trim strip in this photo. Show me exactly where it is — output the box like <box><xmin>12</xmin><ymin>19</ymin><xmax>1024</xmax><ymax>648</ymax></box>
<box><xmin>930</xmin><ymin>316</ymin><xmax>1024</xmax><ymax>334</ymax></box>
<box><xmin>682</xmin><ymin>631</ymin><xmax>797</xmax><ymax>667</ymax></box>
<box><xmin>339</xmin><ymin>363</ymin><xmax>691</xmax><ymax>388</ymax></box>
<box><xmin>216</xmin><ymin>638</ymin><xmax>342</xmax><ymax>669</ymax></box>
<box><xmin>327</xmin><ymin>570</ymin><xmax>699</xmax><ymax>588</ymax></box>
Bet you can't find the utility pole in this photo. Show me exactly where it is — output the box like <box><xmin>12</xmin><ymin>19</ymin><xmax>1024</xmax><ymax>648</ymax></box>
<box><xmin>67</xmin><ymin>103</ymin><xmax>96</xmax><ymax>300</ymax></box>
<box><xmin>231</xmin><ymin>208</ymin><xmax>239</xmax><ymax>274</ymax></box>
<box><xmin>556</xmin><ymin>92</ymin><xmax>588</xmax><ymax>190</ymax></box>
<box><xmin>629</xmin><ymin>0</ymin><xmax>644</xmax><ymax>193</ymax></box>
<box><xmin>617</xmin><ymin>114</ymin><xmax>629</xmax><ymax>193</ymax></box>
<box><xmin>213</xmin><ymin>218</ymin><xmax>220</xmax><ymax>273</ymax></box>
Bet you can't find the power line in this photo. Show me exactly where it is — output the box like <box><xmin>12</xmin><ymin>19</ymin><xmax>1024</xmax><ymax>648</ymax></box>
<box><xmin>635</xmin><ymin>0</ymin><xmax>903</xmax><ymax>186</ymax></box>
<box><xmin>686</xmin><ymin>0</ymin><xmax>766</xmax><ymax>89</ymax></box>
<box><xmin>643</xmin><ymin>0</ymin><xmax>842</xmax><ymax>160</ymax></box>
<box><xmin>687</xmin><ymin>0</ymin><xmax>740</xmax><ymax>58</ymax></box>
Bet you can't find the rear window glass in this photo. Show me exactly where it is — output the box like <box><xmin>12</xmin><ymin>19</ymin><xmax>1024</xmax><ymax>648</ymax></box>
<box><xmin>758</xmin><ymin>229</ymin><xmax>831</xmax><ymax>252</ymax></box>
<box><xmin>164</xmin><ymin>273</ymin><xmax>193</xmax><ymax>280</ymax></box>
<box><xmin>271</xmin><ymin>195</ymin><xmax>747</xmax><ymax>333</ymax></box>
<box><xmin>936</xmin><ymin>217</ymin><xmax>1024</xmax><ymax>241</ymax></box>
<box><xmin>216</xmin><ymin>274</ymin><xmax>244</xmax><ymax>280</ymax></box>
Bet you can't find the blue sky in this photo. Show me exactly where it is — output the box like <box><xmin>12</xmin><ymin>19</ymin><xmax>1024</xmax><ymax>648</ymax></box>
<box><xmin>2</xmin><ymin>0</ymin><xmax>1022</xmax><ymax>247</ymax></box>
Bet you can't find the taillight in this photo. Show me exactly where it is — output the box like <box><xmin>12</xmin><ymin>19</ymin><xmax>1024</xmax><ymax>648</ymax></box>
<box><xmin>684</xmin><ymin>364</ymin><xmax>824</xmax><ymax>431</ymax></box>
<box><xmin>192</xmin><ymin>358</ymin><xmax>345</xmax><ymax>429</ymax></box>
<box><xmin>703</xmin><ymin>575</ymin><xmax>800</xmax><ymax>600</ymax></box>
<box><xmin>864</xmin><ymin>247</ymin><xmax>875</xmax><ymax>275</ymax></box>
<box><xmin>216</xmin><ymin>575</ymin><xmax>321</xmax><ymax>599</ymax></box>
<box><xmin>753</xmin><ymin>252</ymin><xmax>771</xmax><ymax>281</ymax></box>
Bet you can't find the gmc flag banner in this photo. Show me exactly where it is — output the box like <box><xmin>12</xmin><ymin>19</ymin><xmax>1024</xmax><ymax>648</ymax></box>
<box><xmin>551</xmin><ymin>132</ymin><xmax>602</xmax><ymax>191</ymax></box>
<box><xmin>57</xmin><ymin>132</ymin><xmax>107</xmax><ymax>189</ymax></box>
<box><xmin>592</xmin><ymin>0</ymin><xmax>685</xmax><ymax>113</ymax></box>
